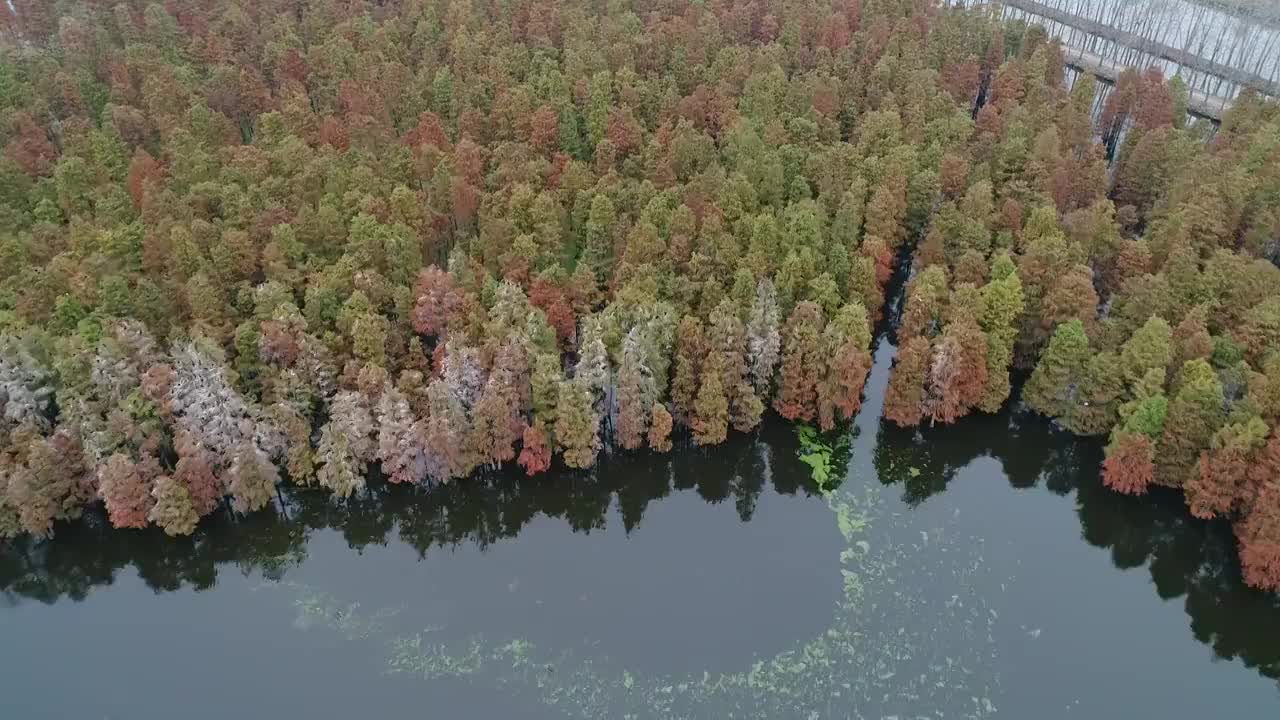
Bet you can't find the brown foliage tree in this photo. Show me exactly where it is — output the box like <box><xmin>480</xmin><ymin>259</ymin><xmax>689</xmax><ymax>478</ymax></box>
<box><xmin>517</xmin><ymin>423</ymin><xmax>552</xmax><ymax>476</ymax></box>
<box><xmin>1102</xmin><ymin>433</ymin><xmax>1156</xmax><ymax>496</ymax></box>
<box><xmin>98</xmin><ymin>453</ymin><xmax>158</xmax><ymax>529</ymax></box>
<box><xmin>647</xmin><ymin>403</ymin><xmax>673</xmax><ymax>453</ymax></box>
<box><xmin>884</xmin><ymin>336</ymin><xmax>930</xmax><ymax>427</ymax></box>
<box><xmin>5</xmin><ymin>113</ymin><xmax>57</xmax><ymax>177</ymax></box>
<box><xmin>173</xmin><ymin>432</ymin><xmax>224</xmax><ymax>517</ymax></box>
<box><xmin>774</xmin><ymin>302</ymin><xmax>824</xmax><ymax>422</ymax></box>
<box><xmin>126</xmin><ymin>148</ymin><xmax>163</xmax><ymax>209</ymax></box>
<box><xmin>1237</xmin><ymin>473</ymin><xmax>1280</xmax><ymax>592</ymax></box>
<box><xmin>670</xmin><ymin>315</ymin><xmax>704</xmax><ymax>425</ymax></box>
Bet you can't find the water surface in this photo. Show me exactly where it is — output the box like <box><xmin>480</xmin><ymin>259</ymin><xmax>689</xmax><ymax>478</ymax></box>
<box><xmin>2</xmin><ymin>335</ymin><xmax>1278</xmax><ymax>719</ymax></box>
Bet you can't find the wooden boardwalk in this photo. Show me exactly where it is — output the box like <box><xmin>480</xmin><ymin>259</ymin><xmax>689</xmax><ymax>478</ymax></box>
<box><xmin>1063</xmin><ymin>46</ymin><xmax>1234</xmax><ymax>120</ymax></box>
<box><xmin>1001</xmin><ymin>0</ymin><xmax>1280</xmax><ymax>97</ymax></box>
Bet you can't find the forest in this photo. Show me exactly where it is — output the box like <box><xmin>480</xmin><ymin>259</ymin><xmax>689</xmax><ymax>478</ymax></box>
<box><xmin>0</xmin><ymin>0</ymin><xmax>1278</xmax><ymax>592</ymax></box>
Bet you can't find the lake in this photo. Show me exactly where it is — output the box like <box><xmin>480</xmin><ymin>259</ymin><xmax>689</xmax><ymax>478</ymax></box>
<box><xmin>2</xmin><ymin>326</ymin><xmax>1278</xmax><ymax>719</ymax></box>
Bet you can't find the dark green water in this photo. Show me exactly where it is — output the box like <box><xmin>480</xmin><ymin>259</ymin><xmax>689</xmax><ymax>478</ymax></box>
<box><xmin>2</xmin><ymin>333</ymin><xmax>1278</xmax><ymax>719</ymax></box>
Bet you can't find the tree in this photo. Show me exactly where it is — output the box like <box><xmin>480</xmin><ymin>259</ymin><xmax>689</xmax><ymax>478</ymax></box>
<box><xmin>1186</xmin><ymin>418</ymin><xmax>1268</xmax><ymax>520</ymax></box>
<box><xmin>517</xmin><ymin>423</ymin><xmax>552</xmax><ymax>476</ymax></box>
<box><xmin>8</xmin><ymin>430</ymin><xmax>91</xmax><ymax>537</ymax></box>
<box><xmin>582</xmin><ymin>194</ymin><xmax>616</xmax><ymax>283</ymax></box>
<box><xmin>98</xmin><ymin>453</ymin><xmax>157</xmax><ymax>529</ymax></box>
<box><xmin>376</xmin><ymin>385</ymin><xmax>427</xmax><ymax>485</ymax></box>
<box><xmin>616</xmin><ymin>329</ymin><xmax>655</xmax><ymax>450</ymax></box>
<box><xmin>149</xmin><ymin>473</ymin><xmax>200</xmax><ymax>537</ymax></box>
<box><xmin>707</xmin><ymin>301</ymin><xmax>762</xmax><ymax>433</ymax></box>
<box><xmin>574</xmin><ymin>316</ymin><xmax>611</xmax><ymax>413</ymax></box>
<box><xmin>423</xmin><ymin>378</ymin><xmax>473</xmax><ymax>482</ymax></box>
<box><xmin>978</xmin><ymin>261</ymin><xmax>1024</xmax><ymax>412</ymax></box>
<box><xmin>227</xmin><ymin>442</ymin><xmax>279</xmax><ymax>514</ymax></box>
<box><xmin>1102</xmin><ymin>429</ymin><xmax>1157</xmax><ymax>498</ymax></box>
<box><xmin>671</xmin><ymin>315</ymin><xmax>704</xmax><ymax>424</ymax></box>
<box><xmin>1171</xmin><ymin>306</ymin><xmax>1214</xmax><ymax>371</ymax></box>
<box><xmin>555</xmin><ymin>380</ymin><xmax>600</xmax><ymax>469</ymax></box>
<box><xmin>472</xmin><ymin>368</ymin><xmax>522</xmax><ymax>468</ymax></box>
<box><xmin>173</xmin><ymin>432</ymin><xmax>223</xmax><ymax>517</ymax></box>
<box><xmin>818</xmin><ymin>302</ymin><xmax>873</xmax><ymax>430</ymax></box>
<box><xmin>648</xmin><ymin>403</ymin><xmax>673</xmax><ymax>453</ymax></box>
<box><xmin>316</xmin><ymin>391</ymin><xmax>374</xmax><ymax>498</ymax></box>
<box><xmin>1024</xmin><ymin>320</ymin><xmax>1090</xmax><ymax>421</ymax></box>
<box><xmin>775</xmin><ymin>302</ymin><xmax>824</xmax><ymax>422</ymax></box>
<box><xmin>898</xmin><ymin>266</ymin><xmax>948</xmax><ymax>341</ymax></box>
<box><xmin>1237</xmin><ymin>465</ymin><xmax>1280</xmax><ymax>591</ymax></box>
<box><xmin>1</xmin><ymin>335</ymin><xmax>54</xmax><ymax>433</ymax></box>
<box><xmin>1156</xmin><ymin>360</ymin><xmax>1225</xmax><ymax>488</ymax></box>
<box><xmin>1120</xmin><ymin>317</ymin><xmax>1173</xmax><ymax>389</ymax></box>
<box><xmin>1063</xmin><ymin>352</ymin><xmax>1125</xmax><ymax>436</ymax></box>
<box><xmin>922</xmin><ymin>320</ymin><xmax>988</xmax><ymax>426</ymax></box>
<box><xmin>1102</xmin><ymin>391</ymin><xmax>1168</xmax><ymax>496</ymax></box>
<box><xmin>746</xmin><ymin>279</ymin><xmax>782</xmax><ymax>397</ymax></box>
<box><xmin>411</xmin><ymin>266</ymin><xmax>470</xmax><ymax>338</ymax></box>
<box><xmin>884</xmin><ymin>336</ymin><xmax>930</xmax><ymax>427</ymax></box>
<box><xmin>692</xmin><ymin>363</ymin><xmax>730</xmax><ymax>446</ymax></box>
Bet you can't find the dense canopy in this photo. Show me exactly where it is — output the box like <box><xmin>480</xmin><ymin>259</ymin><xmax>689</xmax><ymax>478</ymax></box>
<box><xmin>0</xmin><ymin>0</ymin><xmax>1278</xmax><ymax>591</ymax></box>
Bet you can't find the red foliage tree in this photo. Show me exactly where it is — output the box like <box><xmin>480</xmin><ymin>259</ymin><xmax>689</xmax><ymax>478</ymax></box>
<box><xmin>529</xmin><ymin>278</ymin><xmax>576</xmax><ymax>347</ymax></box>
<box><xmin>1134</xmin><ymin>68</ymin><xmax>1175</xmax><ymax>132</ymax></box>
<box><xmin>605</xmin><ymin>107</ymin><xmax>643</xmax><ymax>158</ymax></box>
<box><xmin>5</xmin><ymin>113</ymin><xmax>57</xmax><ymax>177</ymax></box>
<box><xmin>942</xmin><ymin>60</ymin><xmax>980</xmax><ymax>109</ymax></box>
<box><xmin>411</xmin><ymin>265</ymin><xmax>472</xmax><ymax>338</ymax></box>
<box><xmin>173</xmin><ymin>432</ymin><xmax>224</xmax><ymax>517</ymax></box>
<box><xmin>1189</xmin><ymin>444</ymin><xmax>1250</xmax><ymax>519</ymax></box>
<box><xmin>774</xmin><ymin>302</ymin><xmax>824</xmax><ymax>423</ymax></box>
<box><xmin>647</xmin><ymin>402</ymin><xmax>674</xmax><ymax>453</ymax></box>
<box><xmin>404</xmin><ymin>111</ymin><xmax>451</xmax><ymax>151</ymax></box>
<box><xmin>823</xmin><ymin>342</ymin><xmax>871</xmax><ymax>428</ymax></box>
<box><xmin>818</xmin><ymin>13</ymin><xmax>852</xmax><ymax>52</ymax></box>
<box><xmin>318</xmin><ymin>116</ymin><xmax>350</xmax><ymax>151</ymax></box>
<box><xmin>126</xmin><ymin>148</ymin><xmax>163</xmax><ymax>209</ymax></box>
<box><xmin>1237</xmin><ymin>471</ymin><xmax>1280</xmax><ymax>592</ymax></box>
<box><xmin>529</xmin><ymin>105</ymin><xmax>559</xmax><ymax>153</ymax></box>
<box><xmin>517</xmin><ymin>423</ymin><xmax>552</xmax><ymax>476</ymax></box>
<box><xmin>1102</xmin><ymin>433</ymin><xmax>1156</xmax><ymax>496</ymax></box>
<box><xmin>98</xmin><ymin>454</ymin><xmax>159</xmax><ymax>529</ymax></box>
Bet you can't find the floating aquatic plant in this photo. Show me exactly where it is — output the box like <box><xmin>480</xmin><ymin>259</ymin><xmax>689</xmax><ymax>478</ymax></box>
<box><xmin>277</xmin><ymin>472</ymin><xmax>1003</xmax><ymax>718</ymax></box>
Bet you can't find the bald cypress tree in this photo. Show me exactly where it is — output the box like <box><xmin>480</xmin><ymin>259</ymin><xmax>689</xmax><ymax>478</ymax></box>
<box><xmin>1186</xmin><ymin>418</ymin><xmax>1269</xmax><ymax>520</ymax></box>
<box><xmin>884</xmin><ymin>337</ymin><xmax>929</xmax><ymax>428</ymax></box>
<box><xmin>978</xmin><ymin>258</ymin><xmax>1024</xmax><ymax>413</ymax></box>
<box><xmin>555</xmin><ymin>380</ymin><xmax>600</xmax><ymax>469</ymax></box>
<box><xmin>149</xmin><ymin>474</ymin><xmax>200</xmax><ymax>537</ymax></box>
<box><xmin>1024</xmin><ymin>320</ymin><xmax>1091</xmax><ymax>422</ymax></box>
<box><xmin>98</xmin><ymin>453</ymin><xmax>157</xmax><ymax>529</ymax></box>
<box><xmin>1156</xmin><ymin>360</ymin><xmax>1225</xmax><ymax>488</ymax></box>
<box><xmin>775</xmin><ymin>302</ymin><xmax>825</xmax><ymax>423</ymax></box>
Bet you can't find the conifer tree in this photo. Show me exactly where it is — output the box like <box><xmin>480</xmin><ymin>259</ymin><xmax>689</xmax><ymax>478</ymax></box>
<box><xmin>692</xmin><ymin>363</ymin><xmax>730</xmax><ymax>446</ymax></box>
<box><xmin>555</xmin><ymin>380</ymin><xmax>600</xmax><ymax>469</ymax></box>
<box><xmin>775</xmin><ymin>302</ymin><xmax>824</xmax><ymax>422</ymax></box>
<box><xmin>1024</xmin><ymin>320</ymin><xmax>1091</xmax><ymax>421</ymax></box>
<box><xmin>884</xmin><ymin>337</ymin><xmax>930</xmax><ymax>428</ymax></box>
<box><xmin>1156</xmin><ymin>359</ymin><xmax>1225</xmax><ymax>487</ymax></box>
<box><xmin>647</xmin><ymin>403</ymin><xmax>674</xmax><ymax>453</ymax></box>
<box><xmin>978</xmin><ymin>258</ymin><xmax>1024</xmax><ymax>413</ymax></box>
<box><xmin>98</xmin><ymin>453</ymin><xmax>157</xmax><ymax>529</ymax></box>
<box><xmin>149</xmin><ymin>473</ymin><xmax>200</xmax><ymax>537</ymax></box>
